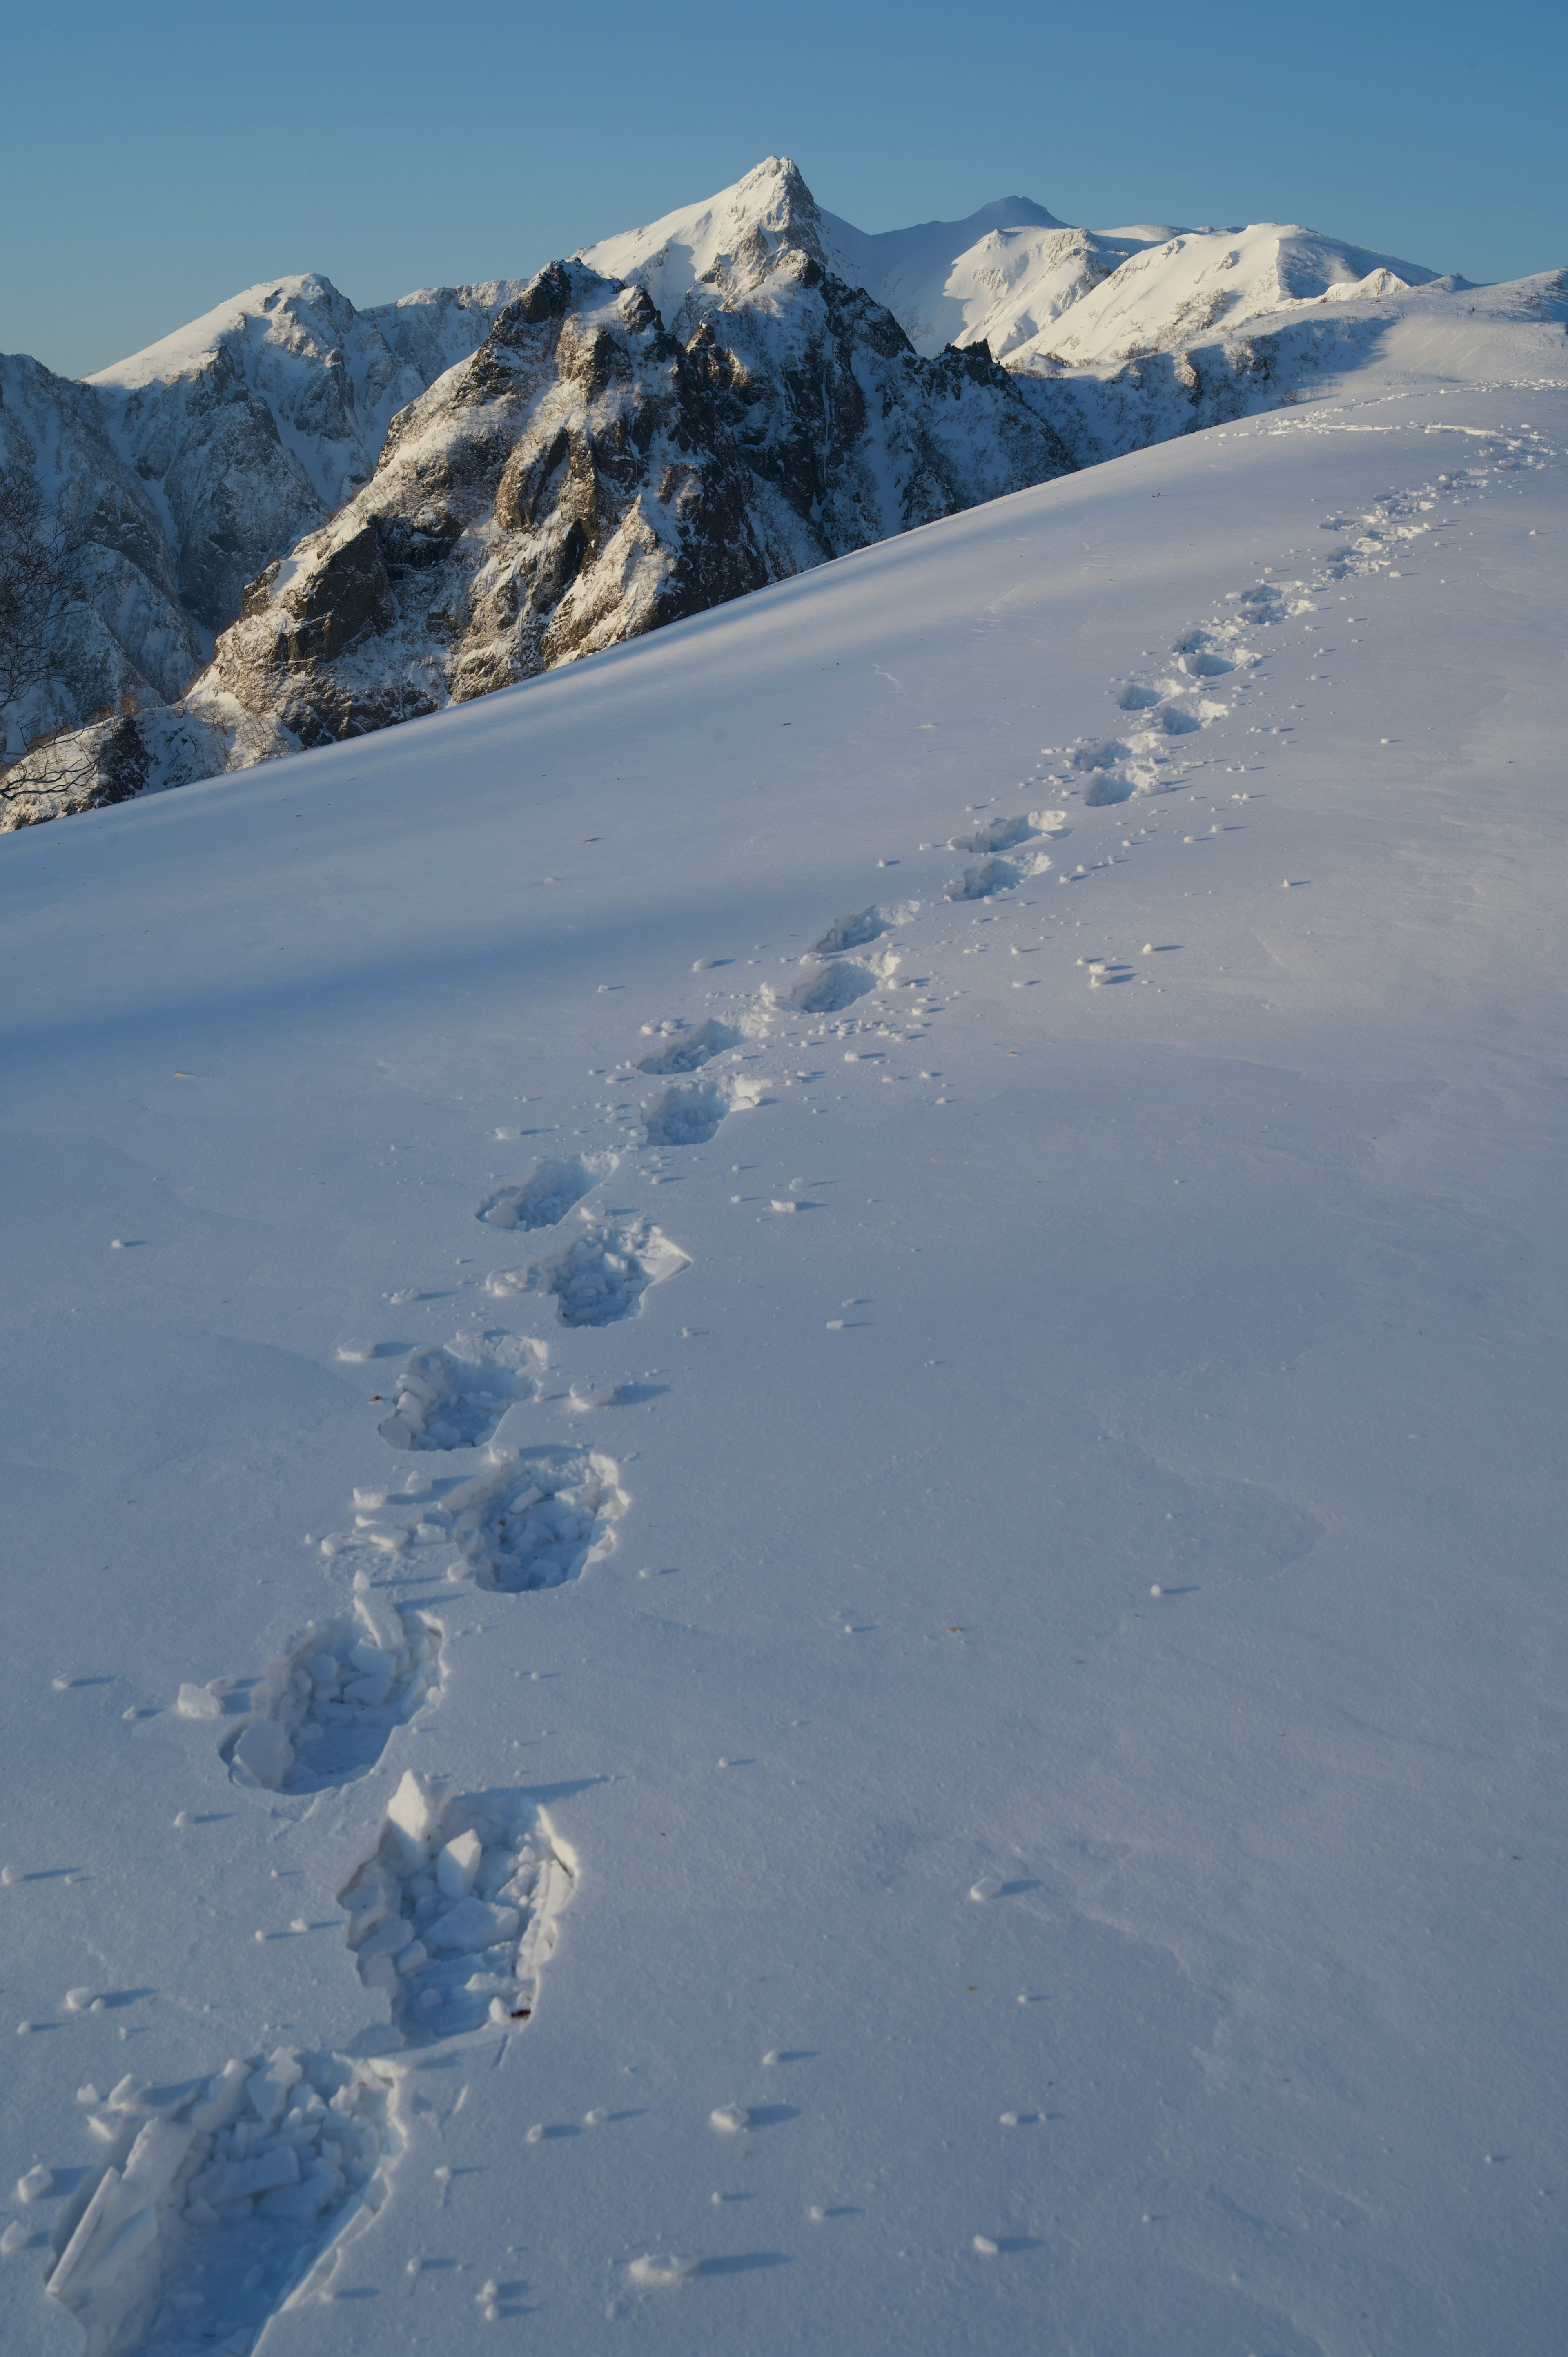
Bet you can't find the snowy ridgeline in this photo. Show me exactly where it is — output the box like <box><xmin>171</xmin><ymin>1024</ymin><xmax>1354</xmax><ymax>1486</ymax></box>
<box><xmin>6</xmin><ymin>153</ymin><xmax>1539</xmax><ymax>826</ymax></box>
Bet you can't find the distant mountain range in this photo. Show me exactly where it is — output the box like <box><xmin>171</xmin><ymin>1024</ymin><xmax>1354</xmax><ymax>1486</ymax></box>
<box><xmin>0</xmin><ymin>156</ymin><xmax>1481</xmax><ymax>824</ymax></box>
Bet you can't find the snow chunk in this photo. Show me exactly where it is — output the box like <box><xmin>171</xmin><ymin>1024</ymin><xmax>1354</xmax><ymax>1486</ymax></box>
<box><xmin>437</xmin><ymin>1829</ymin><xmax>484</xmax><ymax>1900</ymax></box>
<box><xmin>630</xmin><ymin>2251</ymin><xmax>701</xmax><ymax>2286</ymax></box>
<box><xmin>230</xmin><ymin>1718</ymin><xmax>294</xmax><ymax>1788</ymax></box>
<box><xmin>423</xmin><ymin>1896</ymin><xmax>522</xmax><ymax>1954</ymax></box>
<box><xmin>246</xmin><ymin>2049</ymin><xmax>302</xmax><ymax>2128</ymax></box>
<box><xmin>386</xmin><ymin>1770</ymin><xmax>448</xmax><ymax>1866</ymax></box>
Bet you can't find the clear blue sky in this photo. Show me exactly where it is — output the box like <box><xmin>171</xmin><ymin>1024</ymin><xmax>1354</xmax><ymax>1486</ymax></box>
<box><xmin>4</xmin><ymin>0</ymin><xmax>1563</xmax><ymax>379</ymax></box>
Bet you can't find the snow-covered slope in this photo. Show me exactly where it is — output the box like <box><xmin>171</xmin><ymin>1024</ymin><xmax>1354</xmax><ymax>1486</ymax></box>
<box><xmin>0</xmin><ymin>283</ymin><xmax>1564</xmax><ymax>2356</ymax></box>
<box><xmin>1008</xmin><ymin>219</ymin><xmax>1446</xmax><ymax>374</ymax></box>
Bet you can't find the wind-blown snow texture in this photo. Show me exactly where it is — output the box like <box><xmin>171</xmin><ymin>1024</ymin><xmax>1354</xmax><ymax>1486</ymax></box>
<box><xmin>0</xmin><ymin>263</ymin><xmax>1565</xmax><ymax>2354</ymax></box>
<box><xmin>0</xmin><ymin>156</ymin><xmax>1489</xmax><ymax>815</ymax></box>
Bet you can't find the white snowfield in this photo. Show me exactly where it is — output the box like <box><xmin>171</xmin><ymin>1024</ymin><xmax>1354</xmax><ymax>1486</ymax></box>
<box><xmin>0</xmin><ymin>266</ymin><xmax>1564</xmax><ymax>2357</ymax></box>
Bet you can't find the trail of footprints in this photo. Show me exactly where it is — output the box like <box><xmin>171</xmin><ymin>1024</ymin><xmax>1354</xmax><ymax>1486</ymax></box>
<box><xmin>29</xmin><ymin>417</ymin><xmax>1558</xmax><ymax>2350</ymax></box>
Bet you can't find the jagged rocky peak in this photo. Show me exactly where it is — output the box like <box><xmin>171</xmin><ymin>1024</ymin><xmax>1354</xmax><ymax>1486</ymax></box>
<box><xmin>183</xmin><ymin>243</ymin><xmax>1073</xmax><ymax>767</ymax></box>
<box><xmin>576</xmin><ymin>155</ymin><xmax>832</xmax><ymax>322</ymax></box>
<box><xmin>193</xmin><ymin>258</ymin><xmax>776</xmax><ymax>754</ymax></box>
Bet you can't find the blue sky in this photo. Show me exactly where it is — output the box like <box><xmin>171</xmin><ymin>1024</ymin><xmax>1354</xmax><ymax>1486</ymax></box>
<box><xmin>4</xmin><ymin>0</ymin><xmax>1563</xmax><ymax>378</ymax></box>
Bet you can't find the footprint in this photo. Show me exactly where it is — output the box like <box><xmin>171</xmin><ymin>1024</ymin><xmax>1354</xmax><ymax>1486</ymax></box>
<box><xmin>1071</xmin><ymin>738</ymin><xmax>1131</xmax><ymax>773</ymax></box>
<box><xmin>1116</xmin><ymin>683</ymin><xmax>1163</xmax><ymax>711</ymax></box>
<box><xmin>640</xmin><ymin>1077</ymin><xmax>757</xmax><ymax>1148</ymax></box>
<box><xmin>634</xmin><ymin>1019</ymin><xmax>740</xmax><ymax>1075</ymax></box>
<box><xmin>1080</xmin><ymin>772</ymin><xmax>1136</xmax><ymax>808</ymax></box>
<box><xmin>947</xmin><ymin>814</ymin><xmax>1038</xmax><ymax>854</ymax></box>
<box><xmin>442</xmin><ymin>1440</ymin><xmax>627</xmax><ymax>1591</ymax></box>
<box><xmin>785</xmin><ymin>959</ymin><xmax>879</xmax><ymax>1015</ymax></box>
<box><xmin>807</xmin><ymin>907</ymin><xmax>886</xmax><ymax>956</ymax></box>
<box><xmin>45</xmin><ymin>2048</ymin><xmax>399</xmax><ymax>2356</ymax></box>
<box><xmin>377</xmin><ymin>1335</ymin><xmax>544</xmax><ymax>1451</ymax></box>
<box><xmin>477</xmin><ymin>1154</ymin><xmax>605</xmax><ymax>1231</ymax></box>
<box><xmin>496</xmin><ymin>1213</ymin><xmax>688</xmax><ymax>1328</ymax></box>
<box><xmin>1229</xmin><ymin>583</ymin><xmax>1285</xmax><ymax>622</ymax></box>
<box><xmin>339</xmin><ymin>1773</ymin><xmax>573</xmax><ymax>2047</ymax></box>
<box><xmin>222</xmin><ymin>1597</ymin><xmax>443</xmax><ymax>1795</ymax></box>
<box><xmin>945</xmin><ymin>855</ymin><xmax>1025</xmax><ymax>900</ymax></box>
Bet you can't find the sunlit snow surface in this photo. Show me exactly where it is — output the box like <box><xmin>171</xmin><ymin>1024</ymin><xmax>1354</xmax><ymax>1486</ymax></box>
<box><xmin>0</xmin><ymin>281</ymin><xmax>1565</xmax><ymax>2355</ymax></box>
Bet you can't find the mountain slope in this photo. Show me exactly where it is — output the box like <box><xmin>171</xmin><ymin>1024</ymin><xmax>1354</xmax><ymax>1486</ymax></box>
<box><xmin>0</xmin><ymin>292</ymin><xmax>1563</xmax><ymax>2356</ymax></box>
<box><xmin>1</xmin><ymin>272</ymin><xmax>531</xmax><ymax>764</ymax></box>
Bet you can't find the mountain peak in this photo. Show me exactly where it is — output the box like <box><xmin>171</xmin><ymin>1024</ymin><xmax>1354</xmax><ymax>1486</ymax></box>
<box><xmin>86</xmin><ymin>272</ymin><xmax>356</xmax><ymax>390</ymax></box>
<box><xmin>574</xmin><ymin>156</ymin><xmax>829</xmax><ymax>325</ymax></box>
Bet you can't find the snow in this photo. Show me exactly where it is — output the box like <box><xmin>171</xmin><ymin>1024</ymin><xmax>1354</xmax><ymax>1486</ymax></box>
<box><xmin>0</xmin><ymin>274</ymin><xmax>1565</xmax><ymax>2357</ymax></box>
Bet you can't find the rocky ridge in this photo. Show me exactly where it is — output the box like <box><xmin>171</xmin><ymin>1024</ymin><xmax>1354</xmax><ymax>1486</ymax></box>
<box><xmin>189</xmin><ymin>217</ymin><xmax>1072</xmax><ymax>760</ymax></box>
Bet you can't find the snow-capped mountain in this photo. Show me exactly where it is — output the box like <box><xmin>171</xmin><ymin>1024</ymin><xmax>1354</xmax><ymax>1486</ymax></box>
<box><xmin>0</xmin><ymin>154</ymin><xmax>1509</xmax><ymax>825</ymax></box>
<box><xmin>577</xmin><ymin>155</ymin><xmax>1442</xmax><ymax>368</ymax></box>
<box><xmin>0</xmin><ymin>352</ymin><xmax>207</xmax><ymax>729</ymax></box>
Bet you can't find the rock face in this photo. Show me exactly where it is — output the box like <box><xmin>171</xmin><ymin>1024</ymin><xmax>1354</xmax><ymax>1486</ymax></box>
<box><xmin>0</xmin><ymin>351</ymin><xmax>207</xmax><ymax>753</ymax></box>
<box><xmin>192</xmin><ymin>228</ymin><xmax>1073</xmax><ymax>760</ymax></box>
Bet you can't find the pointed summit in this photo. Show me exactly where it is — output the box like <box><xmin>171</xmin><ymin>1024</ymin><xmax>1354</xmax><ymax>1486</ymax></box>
<box><xmin>575</xmin><ymin>156</ymin><xmax>829</xmax><ymax>326</ymax></box>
